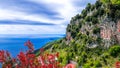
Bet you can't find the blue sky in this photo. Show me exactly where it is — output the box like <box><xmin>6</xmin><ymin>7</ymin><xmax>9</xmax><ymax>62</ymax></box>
<box><xmin>0</xmin><ymin>0</ymin><xmax>96</xmax><ymax>34</ymax></box>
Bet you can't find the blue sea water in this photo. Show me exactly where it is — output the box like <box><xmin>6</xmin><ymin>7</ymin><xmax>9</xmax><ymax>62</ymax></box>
<box><xmin>0</xmin><ymin>34</ymin><xmax>65</xmax><ymax>57</ymax></box>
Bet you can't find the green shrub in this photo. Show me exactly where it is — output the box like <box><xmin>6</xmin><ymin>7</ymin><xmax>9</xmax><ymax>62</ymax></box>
<box><xmin>83</xmin><ymin>63</ymin><xmax>91</xmax><ymax>68</ymax></box>
<box><xmin>115</xmin><ymin>10</ymin><xmax>120</xmax><ymax>19</ymax></box>
<box><xmin>95</xmin><ymin>1</ymin><xmax>102</xmax><ymax>9</ymax></box>
<box><xmin>85</xmin><ymin>16</ymin><xmax>92</xmax><ymax>22</ymax></box>
<box><xmin>91</xmin><ymin>5</ymin><xmax>95</xmax><ymax>11</ymax></box>
<box><xmin>93</xmin><ymin>27</ymin><xmax>100</xmax><ymax>34</ymax></box>
<box><xmin>92</xmin><ymin>11</ymin><xmax>99</xmax><ymax>17</ymax></box>
<box><xmin>94</xmin><ymin>60</ymin><xmax>102</xmax><ymax>67</ymax></box>
<box><xmin>109</xmin><ymin>45</ymin><xmax>120</xmax><ymax>57</ymax></box>
<box><xmin>86</xmin><ymin>3</ymin><xmax>91</xmax><ymax>11</ymax></box>
<box><xmin>81</xmin><ymin>9</ymin><xmax>87</xmax><ymax>18</ymax></box>
<box><xmin>92</xmin><ymin>17</ymin><xmax>99</xmax><ymax>24</ymax></box>
<box><xmin>111</xmin><ymin>0</ymin><xmax>120</xmax><ymax>5</ymax></box>
<box><xmin>98</xmin><ymin>8</ymin><xmax>105</xmax><ymax>16</ymax></box>
<box><xmin>97</xmin><ymin>37</ymin><xmax>102</xmax><ymax>44</ymax></box>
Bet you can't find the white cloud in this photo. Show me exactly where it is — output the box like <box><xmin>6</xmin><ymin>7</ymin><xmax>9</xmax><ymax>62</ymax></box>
<box><xmin>29</xmin><ymin>0</ymin><xmax>84</xmax><ymax>21</ymax></box>
<box><xmin>0</xmin><ymin>0</ymin><xmax>86</xmax><ymax>24</ymax></box>
<box><xmin>0</xmin><ymin>8</ymin><xmax>64</xmax><ymax>25</ymax></box>
<box><xmin>0</xmin><ymin>25</ymin><xmax>66</xmax><ymax>34</ymax></box>
<box><xmin>0</xmin><ymin>0</ymin><xmax>96</xmax><ymax>34</ymax></box>
<box><xmin>29</xmin><ymin>0</ymin><xmax>96</xmax><ymax>20</ymax></box>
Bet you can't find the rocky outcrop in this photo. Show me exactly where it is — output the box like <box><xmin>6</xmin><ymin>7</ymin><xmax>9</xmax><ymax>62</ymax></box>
<box><xmin>116</xmin><ymin>20</ymin><xmax>120</xmax><ymax>44</ymax></box>
<box><xmin>100</xmin><ymin>19</ymin><xmax>120</xmax><ymax>47</ymax></box>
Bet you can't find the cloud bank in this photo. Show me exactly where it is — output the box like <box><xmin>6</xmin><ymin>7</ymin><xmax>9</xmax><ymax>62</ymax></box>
<box><xmin>0</xmin><ymin>0</ymin><xmax>96</xmax><ymax>34</ymax></box>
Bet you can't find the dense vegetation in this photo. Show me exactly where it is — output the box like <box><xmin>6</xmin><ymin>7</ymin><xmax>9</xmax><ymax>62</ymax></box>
<box><xmin>43</xmin><ymin>0</ymin><xmax>120</xmax><ymax>67</ymax></box>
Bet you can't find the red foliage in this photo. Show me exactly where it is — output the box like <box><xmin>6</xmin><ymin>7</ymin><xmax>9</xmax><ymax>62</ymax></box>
<box><xmin>6</xmin><ymin>63</ymin><xmax>12</xmax><ymax>68</ymax></box>
<box><xmin>12</xmin><ymin>58</ymin><xmax>16</xmax><ymax>63</ymax></box>
<box><xmin>6</xmin><ymin>51</ymin><xmax>10</xmax><ymax>57</ymax></box>
<box><xmin>40</xmin><ymin>48</ymin><xmax>44</xmax><ymax>52</ymax></box>
<box><xmin>119</xmin><ymin>29</ymin><xmax>120</xmax><ymax>32</ymax></box>
<box><xmin>116</xmin><ymin>61</ymin><xmax>120</xmax><ymax>68</ymax></box>
<box><xmin>17</xmin><ymin>51</ymin><xmax>28</xmax><ymax>66</ymax></box>
<box><xmin>56</xmin><ymin>52</ymin><xmax>59</xmax><ymax>57</ymax></box>
<box><xmin>24</xmin><ymin>40</ymin><xmax>34</xmax><ymax>52</ymax></box>
<box><xmin>0</xmin><ymin>50</ymin><xmax>5</xmax><ymax>63</ymax></box>
<box><xmin>64</xmin><ymin>63</ymin><xmax>76</xmax><ymax>68</ymax></box>
<box><xmin>0</xmin><ymin>40</ymin><xmax>65</xmax><ymax>68</ymax></box>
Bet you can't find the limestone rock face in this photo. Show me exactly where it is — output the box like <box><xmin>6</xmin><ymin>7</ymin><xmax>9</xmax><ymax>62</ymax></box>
<box><xmin>66</xmin><ymin>32</ymin><xmax>72</xmax><ymax>45</ymax></box>
<box><xmin>116</xmin><ymin>20</ymin><xmax>120</xmax><ymax>44</ymax></box>
<box><xmin>100</xmin><ymin>19</ymin><xmax>120</xmax><ymax>47</ymax></box>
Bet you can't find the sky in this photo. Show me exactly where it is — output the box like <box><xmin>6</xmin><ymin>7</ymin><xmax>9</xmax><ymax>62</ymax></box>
<box><xmin>0</xmin><ymin>0</ymin><xmax>96</xmax><ymax>34</ymax></box>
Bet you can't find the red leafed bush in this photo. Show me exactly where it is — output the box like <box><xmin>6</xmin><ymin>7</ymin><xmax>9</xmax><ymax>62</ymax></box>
<box><xmin>0</xmin><ymin>40</ymin><xmax>75</xmax><ymax>68</ymax></box>
<box><xmin>24</xmin><ymin>40</ymin><xmax>34</xmax><ymax>53</ymax></box>
<box><xmin>0</xmin><ymin>40</ymin><xmax>63</xmax><ymax>68</ymax></box>
<box><xmin>116</xmin><ymin>61</ymin><xmax>120</xmax><ymax>68</ymax></box>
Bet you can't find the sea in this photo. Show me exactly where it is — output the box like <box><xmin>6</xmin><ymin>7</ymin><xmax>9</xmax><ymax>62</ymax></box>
<box><xmin>0</xmin><ymin>34</ymin><xmax>65</xmax><ymax>57</ymax></box>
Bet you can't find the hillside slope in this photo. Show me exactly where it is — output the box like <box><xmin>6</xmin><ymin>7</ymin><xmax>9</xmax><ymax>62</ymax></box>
<box><xmin>43</xmin><ymin>0</ymin><xmax>120</xmax><ymax>67</ymax></box>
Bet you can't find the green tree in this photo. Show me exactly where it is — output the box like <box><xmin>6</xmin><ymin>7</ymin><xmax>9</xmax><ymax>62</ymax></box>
<box><xmin>111</xmin><ymin>0</ymin><xmax>120</xmax><ymax>5</ymax></box>
<box><xmin>97</xmin><ymin>37</ymin><xmax>102</xmax><ymax>44</ymax></box>
<box><xmin>92</xmin><ymin>17</ymin><xmax>98</xmax><ymax>24</ymax></box>
<box><xmin>115</xmin><ymin>10</ymin><xmax>120</xmax><ymax>19</ymax></box>
<box><xmin>98</xmin><ymin>8</ymin><xmax>105</xmax><ymax>16</ymax></box>
<box><xmin>92</xmin><ymin>11</ymin><xmax>99</xmax><ymax>17</ymax></box>
<box><xmin>101</xmin><ymin>0</ymin><xmax>120</xmax><ymax>5</ymax></box>
<box><xmin>81</xmin><ymin>9</ymin><xmax>87</xmax><ymax>18</ymax></box>
<box><xmin>95</xmin><ymin>1</ymin><xmax>102</xmax><ymax>9</ymax></box>
<box><xmin>91</xmin><ymin>5</ymin><xmax>95</xmax><ymax>11</ymax></box>
<box><xmin>78</xmin><ymin>22</ymin><xmax>82</xmax><ymax>28</ymax></box>
<box><xmin>86</xmin><ymin>3</ymin><xmax>91</xmax><ymax>11</ymax></box>
<box><xmin>101</xmin><ymin>0</ymin><xmax>110</xmax><ymax>3</ymax></box>
<box><xmin>93</xmin><ymin>27</ymin><xmax>100</xmax><ymax>34</ymax></box>
<box><xmin>94</xmin><ymin>60</ymin><xmax>102</xmax><ymax>67</ymax></box>
<box><xmin>85</xmin><ymin>16</ymin><xmax>91</xmax><ymax>22</ymax></box>
<box><xmin>75</xmin><ymin>14</ymin><xmax>81</xmax><ymax>19</ymax></box>
<box><xmin>109</xmin><ymin>45</ymin><xmax>120</xmax><ymax>57</ymax></box>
